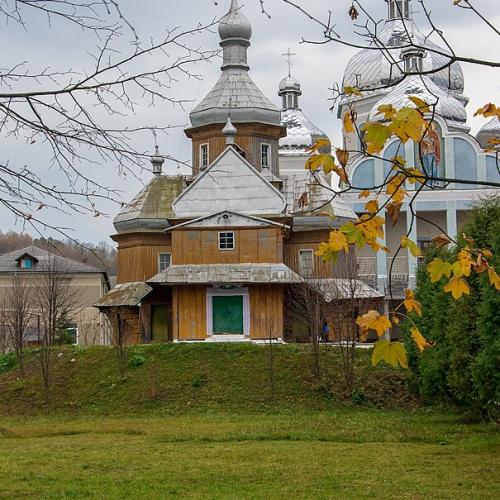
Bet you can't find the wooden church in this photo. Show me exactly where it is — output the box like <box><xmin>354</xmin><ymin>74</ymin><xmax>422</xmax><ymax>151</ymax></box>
<box><xmin>95</xmin><ymin>0</ymin><xmax>376</xmax><ymax>343</ymax></box>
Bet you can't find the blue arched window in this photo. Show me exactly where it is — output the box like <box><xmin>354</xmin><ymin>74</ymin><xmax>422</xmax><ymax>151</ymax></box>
<box><xmin>351</xmin><ymin>159</ymin><xmax>375</xmax><ymax>191</ymax></box>
<box><xmin>383</xmin><ymin>140</ymin><xmax>404</xmax><ymax>180</ymax></box>
<box><xmin>486</xmin><ymin>156</ymin><xmax>500</xmax><ymax>184</ymax></box>
<box><xmin>454</xmin><ymin>138</ymin><xmax>477</xmax><ymax>189</ymax></box>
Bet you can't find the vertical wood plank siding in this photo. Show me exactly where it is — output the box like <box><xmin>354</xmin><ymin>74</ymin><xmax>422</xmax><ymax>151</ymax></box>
<box><xmin>249</xmin><ymin>285</ymin><xmax>284</xmax><ymax>339</ymax></box>
<box><xmin>173</xmin><ymin>285</ymin><xmax>207</xmax><ymax>340</ymax></box>
<box><xmin>172</xmin><ymin>228</ymin><xmax>283</xmax><ymax>265</ymax></box>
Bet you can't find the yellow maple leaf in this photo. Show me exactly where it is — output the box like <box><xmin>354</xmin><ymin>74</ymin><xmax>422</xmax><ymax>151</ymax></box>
<box><xmin>361</xmin><ymin>122</ymin><xmax>392</xmax><ymax>153</ymax></box>
<box><xmin>376</xmin><ymin>104</ymin><xmax>396</xmax><ymax>120</ymax></box>
<box><xmin>488</xmin><ymin>267</ymin><xmax>500</xmax><ymax>291</ymax></box>
<box><xmin>427</xmin><ymin>258</ymin><xmax>452</xmax><ymax>282</ymax></box>
<box><xmin>474</xmin><ymin>103</ymin><xmax>500</xmax><ymax>119</ymax></box>
<box><xmin>365</xmin><ymin>199</ymin><xmax>379</xmax><ymax>214</ymax></box>
<box><xmin>305</xmin><ymin>154</ymin><xmax>335</xmax><ymax>173</ymax></box>
<box><xmin>410</xmin><ymin>327</ymin><xmax>431</xmax><ymax>352</ymax></box>
<box><xmin>444</xmin><ymin>276</ymin><xmax>470</xmax><ymax>300</ymax></box>
<box><xmin>432</xmin><ymin>234</ymin><xmax>452</xmax><ymax>248</ymax></box>
<box><xmin>356</xmin><ymin>310</ymin><xmax>391</xmax><ymax>338</ymax></box>
<box><xmin>372</xmin><ymin>340</ymin><xmax>408</xmax><ymax>369</ymax></box>
<box><xmin>408</xmin><ymin>95</ymin><xmax>430</xmax><ymax>113</ymax></box>
<box><xmin>343</xmin><ymin>112</ymin><xmax>355</xmax><ymax>133</ymax></box>
<box><xmin>401</xmin><ymin>236</ymin><xmax>421</xmax><ymax>257</ymax></box>
<box><xmin>389</xmin><ymin>108</ymin><xmax>427</xmax><ymax>143</ymax></box>
<box><xmin>358</xmin><ymin>190</ymin><xmax>371</xmax><ymax>199</ymax></box>
<box><xmin>343</xmin><ymin>86</ymin><xmax>363</xmax><ymax>97</ymax></box>
<box><xmin>328</xmin><ymin>230</ymin><xmax>349</xmax><ymax>253</ymax></box>
<box><xmin>386</xmin><ymin>202</ymin><xmax>402</xmax><ymax>226</ymax></box>
<box><xmin>335</xmin><ymin>148</ymin><xmax>349</xmax><ymax>167</ymax></box>
<box><xmin>403</xmin><ymin>289</ymin><xmax>422</xmax><ymax>316</ymax></box>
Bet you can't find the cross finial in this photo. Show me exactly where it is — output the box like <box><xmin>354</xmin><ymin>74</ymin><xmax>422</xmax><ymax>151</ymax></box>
<box><xmin>282</xmin><ymin>47</ymin><xmax>296</xmax><ymax>77</ymax></box>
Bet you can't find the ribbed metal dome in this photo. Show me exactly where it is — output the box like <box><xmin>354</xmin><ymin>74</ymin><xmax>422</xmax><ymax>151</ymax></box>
<box><xmin>368</xmin><ymin>74</ymin><xmax>468</xmax><ymax>130</ymax></box>
<box><xmin>342</xmin><ymin>19</ymin><xmax>465</xmax><ymax>99</ymax></box>
<box><xmin>279</xmin><ymin>75</ymin><xmax>301</xmax><ymax>93</ymax></box>
<box><xmin>476</xmin><ymin>118</ymin><xmax>500</xmax><ymax>149</ymax></box>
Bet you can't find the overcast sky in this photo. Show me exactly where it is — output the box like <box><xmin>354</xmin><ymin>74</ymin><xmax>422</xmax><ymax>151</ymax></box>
<box><xmin>1</xmin><ymin>0</ymin><xmax>499</xmax><ymax>244</ymax></box>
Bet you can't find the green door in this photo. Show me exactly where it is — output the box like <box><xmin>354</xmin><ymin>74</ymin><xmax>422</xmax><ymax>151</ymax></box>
<box><xmin>212</xmin><ymin>295</ymin><xmax>244</xmax><ymax>334</ymax></box>
<box><xmin>151</xmin><ymin>305</ymin><xmax>169</xmax><ymax>342</ymax></box>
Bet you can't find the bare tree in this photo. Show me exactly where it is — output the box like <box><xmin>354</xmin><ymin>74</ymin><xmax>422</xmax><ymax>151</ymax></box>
<box><xmin>1</xmin><ymin>273</ymin><xmax>33</xmax><ymax>371</ymax></box>
<box><xmin>1</xmin><ymin>0</ymin><xmax>220</xmax><ymax>239</ymax></box>
<box><xmin>34</xmin><ymin>255</ymin><xmax>75</xmax><ymax>396</ymax></box>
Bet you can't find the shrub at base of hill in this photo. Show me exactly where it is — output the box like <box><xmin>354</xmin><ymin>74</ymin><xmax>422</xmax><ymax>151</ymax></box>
<box><xmin>403</xmin><ymin>198</ymin><xmax>500</xmax><ymax>420</ymax></box>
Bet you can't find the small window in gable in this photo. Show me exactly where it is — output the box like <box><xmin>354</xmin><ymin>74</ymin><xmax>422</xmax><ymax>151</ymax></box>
<box><xmin>298</xmin><ymin>249</ymin><xmax>314</xmax><ymax>277</ymax></box>
<box><xmin>261</xmin><ymin>143</ymin><xmax>271</xmax><ymax>168</ymax></box>
<box><xmin>159</xmin><ymin>253</ymin><xmax>171</xmax><ymax>272</ymax></box>
<box><xmin>20</xmin><ymin>258</ymin><xmax>33</xmax><ymax>269</ymax></box>
<box><xmin>200</xmin><ymin>143</ymin><xmax>209</xmax><ymax>169</ymax></box>
<box><xmin>219</xmin><ymin>232</ymin><xmax>235</xmax><ymax>251</ymax></box>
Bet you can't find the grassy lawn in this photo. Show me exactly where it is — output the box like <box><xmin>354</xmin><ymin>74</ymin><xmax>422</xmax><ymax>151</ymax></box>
<box><xmin>0</xmin><ymin>409</ymin><xmax>498</xmax><ymax>499</ymax></box>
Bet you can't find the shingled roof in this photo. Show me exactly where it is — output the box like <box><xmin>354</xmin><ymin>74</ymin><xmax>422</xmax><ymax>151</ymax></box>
<box><xmin>0</xmin><ymin>245</ymin><xmax>107</xmax><ymax>274</ymax></box>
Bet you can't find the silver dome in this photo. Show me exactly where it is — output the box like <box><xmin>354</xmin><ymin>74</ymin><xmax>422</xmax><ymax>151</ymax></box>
<box><xmin>476</xmin><ymin>118</ymin><xmax>500</xmax><ymax>149</ymax></box>
<box><xmin>280</xmin><ymin>108</ymin><xmax>330</xmax><ymax>154</ymax></box>
<box><xmin>368</xmin><ymin>74</ymin><xmax>468</xmax><ymax>129</ymax></box>
<box><xmin>218</xmin><ymin>0</ymin><xmax>252</xmax><ymax>41</ymax></box>
<box><xmin>189</xmin><ymin>0</ymin><xmax>280</xmax><ymax>128</ymax></box>
<box><xmin>342</xmin><ymin>18</ymin><xmax>465</xmax><ymax>99</ymax></box>
<box><xmin>279</xmin><ymin>75</ymin><xmax>301</xmax><ymax>93</ymax></box>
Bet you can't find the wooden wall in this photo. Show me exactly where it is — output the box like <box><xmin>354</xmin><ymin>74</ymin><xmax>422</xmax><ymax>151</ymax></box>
<box><xmin>172</xmin><ymin>227</ymin><xmax>283</xmax><ymax>265</ymax></box>
<box><xmin>185</xmin><ymin>122</ymin><xmax>285</xmax><ymax>176</ymax></box>
<box><xmin>173</xmin><ymin>285</ymin><xmax>207</xmax><ymax>340</ymax></box>
<box><xmin>249</xmin><ymin>285</ymin><xmax>284</xmax><ymax>339</ymax></box>
<box><xmin>113</xmin><ymin>232</ymin><xmax>172</xmax><ymax>283</ymax></box>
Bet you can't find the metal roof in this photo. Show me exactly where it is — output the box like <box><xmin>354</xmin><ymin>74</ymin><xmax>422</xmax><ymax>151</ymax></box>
<box><xmin>476</xmin><ymin>117</ymin><xmax>500</xmax><ymax>149</ymax></box>
<box><xmin>280</xmin><ymin>108</ymin><xmax>330</xmax><ymax>154</ymax></box>
<box><xmin>148</xmin><ymin>263</ymin><xmax>304</xmax><ymax>285</ymax></box>
<box><xmin>189</xmin><ymin>1</ymin><xmax>280</xmax><ymax>128</ymax></box>
<box><xmin>113</xmin><ymin>175</ymin><xmax>186</xmax><ymax>233</ymax></box>
<box><xmin>0</xmin><ymin>246</ymin><xmax>106</xmax><ymax>274</ymax></box>
<box><xmin>310</xmin><ymin>278</ymin><xmax>383</xmax><ymax>301</ymax></box>
<box><xmin>341</xmin><ymin>18</ymin><xmax>465</xmax><ymax>102</ymax></box>
<box><xmin>94</xmin><ymin>282</ymin><xmax>152</xmax><ymax>308</ymax></box>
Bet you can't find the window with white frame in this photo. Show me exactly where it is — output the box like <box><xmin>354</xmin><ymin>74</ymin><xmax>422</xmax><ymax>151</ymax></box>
<box><xmin>200</xmin><ymin>143</ymin><xmax>209</xmax><ymax>169</ymax></box>
<box><xmin>261</xmin><ymin>143</ymin><xmax>271</xmax><ymax>168</ymax></box>
<box><xmin>218</xmin><ymin>232</ymin><xmax>235</xmax><ymax>250</ymax></box>
<box><xmin>159</xmin><ymin>253</ymin><xmax>171</xmax><ymax>272</ymax></box>
<box><xmin>298</xmin><ymin>249</ymin><xmax>314</xmax><ymax>277</ymax></box>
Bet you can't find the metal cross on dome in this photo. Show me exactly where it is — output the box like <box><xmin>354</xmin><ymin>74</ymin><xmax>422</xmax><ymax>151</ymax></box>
<box><xmin>282</xmin><ymin>47</ymin><xmax>296</xmax><ymax>77</ymax></box>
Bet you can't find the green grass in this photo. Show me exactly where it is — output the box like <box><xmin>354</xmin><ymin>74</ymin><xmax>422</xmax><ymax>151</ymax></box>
<box><xmin>0</xmin><ymin>345</ymin><xmax>498</xmax><ymax>498</ymax></box>
<box><xmin>0</xmin><ymin>343</ymin><xmax>413</xmax><ymax>416</ymax></box>
<box><xmin>0</xmin><ymin>410</ymin><xmax>498</xmax><ymax>498</ymax></box>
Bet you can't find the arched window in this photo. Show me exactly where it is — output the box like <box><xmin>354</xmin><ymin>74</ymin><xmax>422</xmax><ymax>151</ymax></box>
<box><xmin>351</xmin><ymin>159</ymin><xmax>375</xmax><ymax>191</ymax></box>
<box><xmin>454</xmin><ymin>138</ymin><xmax>477</xmax><ymax>189</ymax></box>
<box><xmin>486</xmin><ymin>155</ymin><xmax>500</xmax><ymax>184</ymax></box>
<box><xmin>383</xmin><ymin>140</ymin><xmax>404</xmax><ymax>180</ymax></box>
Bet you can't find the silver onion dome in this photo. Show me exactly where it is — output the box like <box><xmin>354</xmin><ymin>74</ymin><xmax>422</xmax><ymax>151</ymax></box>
<box><xmin>279</xmin><ymin>74</ymin><xmax>330</xmax><ymax>154</ymax></box>
<box><xmin>476</xmin><ymin>118</ymin><xmax>500</xmax><ymax>149</ymax></box>
<box><xmin>368</xmin><ymin>74</ymin><xmax>468</xmax><ymax>131</ymax></box>
<box><xmin>341</xmin><ymin>15</ymin><xmax>465</xmax><ymax>101</ymax></box>
<box><xmin>218</xmin><ymin>0</ymin><xmax>252</xmax><ymax>41</ymax></box>
<box><xmin>189</xmin><ymin>0</ymin><xmax>280</xmax><ymax>128</ymax></box>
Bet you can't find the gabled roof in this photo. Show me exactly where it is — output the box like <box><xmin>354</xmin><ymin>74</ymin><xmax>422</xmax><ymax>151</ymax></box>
<box><xmin>166</xmin><ymin>211</ymin><xmax>288</xmax><ymax>231</ymax></box>
<box><xmin>173</xmin><ymin>146</ymin><xmax>286</xmax><ymax>218</ymax></box>
<box><xmin>0</xmin><ymin>245</ymin><xmax>107</xmax><ymax>274</ymax></box>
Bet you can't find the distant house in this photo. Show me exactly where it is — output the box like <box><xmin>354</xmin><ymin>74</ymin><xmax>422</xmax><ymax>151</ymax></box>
<box><xmin>0</xmin><ymin>245</ymin><xmax>111</xmax><ymax>345</ymax></box>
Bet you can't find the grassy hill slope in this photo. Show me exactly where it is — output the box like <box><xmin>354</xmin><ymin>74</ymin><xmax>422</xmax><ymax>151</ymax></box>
<box><xmin>0</xmin><ymin>343</ymin><xmax>412</xmax><ymax>415</ymax></box>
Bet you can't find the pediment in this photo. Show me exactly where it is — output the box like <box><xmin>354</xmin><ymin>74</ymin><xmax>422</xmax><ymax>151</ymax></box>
<box><xmin>173</xmin><ymin>147</ymin><xmax>286</xmax><ymax>218</ymax></box>
<box><xmin>168</xmin><ymin>211</ymin><xmax>287</xmax><ymax>230</ymax></box>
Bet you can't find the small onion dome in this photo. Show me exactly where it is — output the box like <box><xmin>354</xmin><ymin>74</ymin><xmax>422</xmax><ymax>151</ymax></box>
<box><xmin>218</xmin><ymin>0</ymin><xmax>252</xmax><ymax>41</ymax></box>
<box><xmin>476</xmin><ymin>117</ymin><xmax>500</xmax><ymax>149</ymax></box>
<box><xmin>368</xmin><ymin>74</ymin><xmax>467</xmax><ymax>129</ymax></box>
<box><xmin>150</xmin><ymin>145</ymin><xmax>164</xmax><ymax>175</ymax></box>
<box><xmin>279</xmin><ymin>75</ymin><xmax>301</xmax><ymax>94</ymax></box>
<box><xmin>222</xmin><ymin>115</ymin><xmax>237</xmax><ymax>144</ymax></box>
